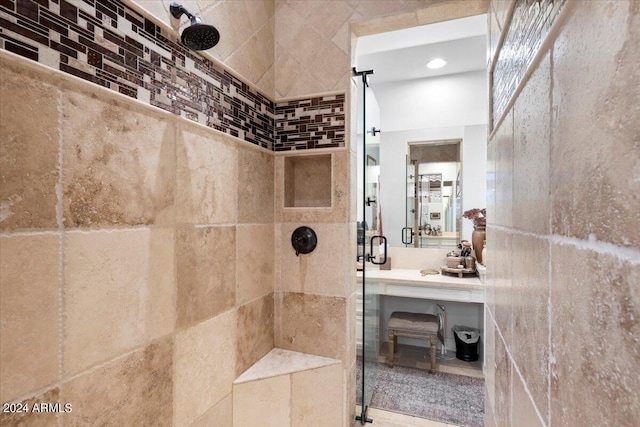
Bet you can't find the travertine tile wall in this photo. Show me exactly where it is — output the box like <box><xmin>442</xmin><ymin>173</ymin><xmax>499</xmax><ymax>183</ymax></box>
<box><xmin>273</xmin><ymin>0</ymin><xmax>489</xmax><ymax>99</ymax></box>
<box><xmin>1</xmin><ymin>1</ymin><xmax>503</xmax><ymax>426</ymax></box>
<box><xmin>485</xmin><ymin>1</ymin><xmax>640</xmax><ymax>426</ymax></box>
<box><xmin>0</xmin><ymin>52</ymin><xmax>275</xmax><ymax>426</ymax></box>
<box><xmin>0</xmin><ymin>0</ymin><xmax>276</xmax><ymax>148</ymax></box>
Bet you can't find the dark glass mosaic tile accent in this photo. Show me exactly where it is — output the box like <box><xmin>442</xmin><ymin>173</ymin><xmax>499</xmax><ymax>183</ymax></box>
<box><xmin>0</xmin><ymin>0</ymin><xmax>346</xmax><ymax>152</ymax></box>
<box><xmin>492</xmin><ymin>0</ymin><xmax>566</xmax><ymax>128</ymax></box>
<box><xmin>274</xmin><ymin>94</ymin><xmax>346</xmax><ymax>151</ymax></box>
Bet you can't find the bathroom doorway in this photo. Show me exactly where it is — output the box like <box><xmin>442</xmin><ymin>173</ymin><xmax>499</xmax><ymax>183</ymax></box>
<box><xmin>353</xmin><ymin>13</ymin><xmax>488</xmax><ymax>426</ymax></box>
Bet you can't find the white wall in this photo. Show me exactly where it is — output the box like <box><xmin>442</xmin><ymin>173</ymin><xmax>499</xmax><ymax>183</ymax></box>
<box><xmin>374</xmin><ymin>70</ymin><xmax>488</xmax><ymax>247</ymax></box>
<box><xmin>373</xmin><ymin>71</ymin><xmax>487</xmax><ymax>132</ymax></box>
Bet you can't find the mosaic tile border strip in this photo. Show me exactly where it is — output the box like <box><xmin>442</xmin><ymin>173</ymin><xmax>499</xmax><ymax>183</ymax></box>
<box><xmin>492</xmin><ymin>0</ymin><xmax>566</xmax><ymax>127</ymax></box>
<box><xmin>0</xmin><ymin>0</ymin><xmax>345</xmax><ymax>151</ymax></box>
<box><xmin>274</xmin><ymin>94</ymin><xmax>346</xmax><ymax>151</ymax></box>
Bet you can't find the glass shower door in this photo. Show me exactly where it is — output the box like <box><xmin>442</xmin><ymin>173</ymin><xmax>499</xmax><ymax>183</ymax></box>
<box><xmin>354</xmin><ymin>68</ymin><xmax>382</xmax><ymax>425</ymax></box>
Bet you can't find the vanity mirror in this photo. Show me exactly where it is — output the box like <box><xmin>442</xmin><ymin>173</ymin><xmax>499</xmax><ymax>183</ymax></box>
<box><xmin>404</xmin><ymin>140</ymin><xmax>461</xmax><ymax>248</ymax></box>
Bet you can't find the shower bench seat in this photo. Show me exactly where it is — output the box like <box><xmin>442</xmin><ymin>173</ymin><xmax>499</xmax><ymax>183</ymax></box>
<box><xmin>232</xmin><ymin>348</ymin><xmax>343</xmax><ymax>426</ymax></box>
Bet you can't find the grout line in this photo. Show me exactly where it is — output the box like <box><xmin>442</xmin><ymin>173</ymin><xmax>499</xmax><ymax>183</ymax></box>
<box><xmin>0</xmin><ymin>229</ymin><xmax>62</xmax><ymax>237</ymax></box>
<box><xmin>56</xmin><ymin>82</ymin><xmax>65</xmax><ymax>387</ymax></box>
<box><xmin>490</xmin><ymin>224</ymin><xmax>640</xmax><ymax>264</ymax></box>
<box><xmin>492</xmin><ymin>309</ymin><xmax>547</xmax><ymax>427</ymax></box>
<box><xmin>547</xmin><ymin>44</ymin><xmax>555</xmax><ymax>427</ymax></box>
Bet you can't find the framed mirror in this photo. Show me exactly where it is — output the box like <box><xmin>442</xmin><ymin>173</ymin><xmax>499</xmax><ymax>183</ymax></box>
<box><xmin>405</xmin><ymin>140</ymin><xmax>461</xmax><ymax>248</ymax></box>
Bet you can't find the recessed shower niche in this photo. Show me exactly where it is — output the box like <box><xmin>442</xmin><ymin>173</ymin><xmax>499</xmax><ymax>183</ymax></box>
<box><xmin>284</xmin><ymin>154</ymin><xmax>332</xmax><ymax>208</ymax></box>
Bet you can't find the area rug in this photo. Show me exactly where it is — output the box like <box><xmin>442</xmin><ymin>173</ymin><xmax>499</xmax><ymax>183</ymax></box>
<box><xmin>356</xmin><ymin>361</ymin><xmax>485</xmax><ymax>427</ymax></box>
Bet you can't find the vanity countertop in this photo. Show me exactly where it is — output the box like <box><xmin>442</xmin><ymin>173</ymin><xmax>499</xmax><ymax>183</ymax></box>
<box><xmin>357</xmin><ymin>268</ymin><xmax>482</xmax><ymax>290</ymax></box>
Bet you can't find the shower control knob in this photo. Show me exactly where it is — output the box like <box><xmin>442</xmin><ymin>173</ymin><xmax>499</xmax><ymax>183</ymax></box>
<box><xmin>291</xmin><ymin>226</ymin><xmax>318</xmax><ymax>256</ymax></box>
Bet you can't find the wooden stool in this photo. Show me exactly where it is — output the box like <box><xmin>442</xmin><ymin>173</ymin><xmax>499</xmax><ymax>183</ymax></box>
<box><xmin>387</xmin><ymin>311</ymin><xmax>439</xmax><ymax>372</ymax></box>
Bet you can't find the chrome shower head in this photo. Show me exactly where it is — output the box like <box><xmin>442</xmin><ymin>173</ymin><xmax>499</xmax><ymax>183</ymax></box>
<box><xmin>170</xmin><ymin>2</ymin><xmax>220</xmax><ymax>51</ymax></box>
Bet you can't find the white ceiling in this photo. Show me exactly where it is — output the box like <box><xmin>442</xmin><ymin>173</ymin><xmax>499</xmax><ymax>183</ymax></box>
<box><xmin>355</xmin><ymin>14</ymin><xmax>488</xmax><ymax>84</ymax></box>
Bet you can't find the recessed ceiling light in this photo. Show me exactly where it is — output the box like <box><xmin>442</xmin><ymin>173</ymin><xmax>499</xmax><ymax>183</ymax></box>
<box><xmin>426</xmin><ymin>58</ymin><xmax>446</xmax><ymax>69</ymax></box>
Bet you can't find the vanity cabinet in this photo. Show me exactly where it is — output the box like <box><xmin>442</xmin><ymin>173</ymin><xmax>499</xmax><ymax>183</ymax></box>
<box><xmin>356</xmin><ymin>270</ymin><xmax>485</xmax><ymax>360</ymax></box>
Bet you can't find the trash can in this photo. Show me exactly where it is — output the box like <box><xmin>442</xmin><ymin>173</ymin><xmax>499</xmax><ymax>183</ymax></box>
<box><xmin>452</xmin><ymin>325</ymin><xmax>480</xmax><ymax>362</ymax></box>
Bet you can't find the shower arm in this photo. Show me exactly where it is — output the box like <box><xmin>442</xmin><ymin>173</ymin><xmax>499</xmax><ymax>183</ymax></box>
<box><xmin>170</xmin><ymin>2</ymin><xmax>201</xmax><ymax>24</ymax></box>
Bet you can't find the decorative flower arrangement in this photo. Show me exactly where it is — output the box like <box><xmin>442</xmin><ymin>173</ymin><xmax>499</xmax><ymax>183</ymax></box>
<box><xmin>463</xmin><ymin>208</ymin><xmax>486</xmax><ymax>227</ymax></box>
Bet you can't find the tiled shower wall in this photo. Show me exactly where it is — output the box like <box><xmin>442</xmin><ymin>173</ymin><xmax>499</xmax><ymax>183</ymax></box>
<box><xmin>485</xmin><ymin>1</ymin><xmax>639</xmax><ymax>426</ymax></box>
<box><xmin>0</xmin><ymin>52</ymin><xmax>275</xmax><ymax>425</ymax></box>
<box><xmin>0</xmin><ymin>0</ymin><xmax>347</xmax><ymax>151</ymax></box>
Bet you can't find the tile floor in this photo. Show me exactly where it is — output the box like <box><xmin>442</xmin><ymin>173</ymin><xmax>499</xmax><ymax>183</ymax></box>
<box><xmin>353</xmin><ymin>406</ymin><xmax>458</xmax><ymax>427</ymax></box>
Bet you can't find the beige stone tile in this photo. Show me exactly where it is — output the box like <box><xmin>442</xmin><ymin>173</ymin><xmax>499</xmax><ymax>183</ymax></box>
<box><xmin>236</xmin><ymin>224</ymin><xmax>274</xmax><ymax>305</ymax></box>
<box><xmin>237</xmin><ymin>0</ymin><xmax>274</xmax><ymax>33</ymax></box>
<box><xmin>175</xmin><ymin>309</ymin><xmax>237</xmax><ymax>427</ymax></box>
<box><xmin>352</xmin><ymin>11</ymin><xmax>419</xmax><ymax>38</ymax></box>
<box><xmin>550</xmin><ymin>244</ymin><xmax>640</xmax><ymax>426</ymax></box>
<box><xmin>484</xmin><ymin>398</ymin><xmax>497</xmax><ymax>427</ymax></box>
<box><xmin>494</xmin><ymin>109</ymin><xmax>513</xmax><ymax>228</ymax></box>
<box><xmin>512</xmin><ymin>371</ymin><xmax>544</xmax><ymax>427</ymax></box>
<box><xmin>63</xmin><ymin>228</ymin><xmax>175</xmax><ymax>375</ymax></box>
<box><xmin>0</xmin><ymin>61</ymin><xmax>59</xmax><ymax>231</ymax></box>
<box><xmin>513</xmin><ymin>53</ymin><xmax>551</xmax><ymax>235</ymax></box>
<box><xmin>190</xmin><ymin>394</ymin><xmax>232</xmax><ymax>427</ymax></box>
<box><xmin>291</xmin><ymin>363</ymin><xmax>343</xmax><ymax>426</ymax></box>
<box><xmin>276</xmin><ymin>152</ymin><xmax>349</xmax><ymax>223</ymax></box>
<box><xmin>60</xmin><ymin>336</ymin><xmax>173</xmax><ymax>426</ymax></box>
<box><xmin>309</xmin><ymin>39</ymin><xmax>351</xmax><ymax>92</ymax></box>
<box><xmin>493</xmin><ymin>228</ymin><xmax>513</xmax><ymax>348</ymax></box>
<box><xmin>416</xmin><ymin>0</ymin><xmax>489</xmax><ymax>27</ymax></box>
<box><xmin>176</xmin><ymin>225</ymin><xmax>236</xmax><ymax>329</ymax></box>
<box><xmin>484</xmin><ymin>307</ymin><xmax>496</xmax><ymax>411</ymax></box>
<box><xmin>284</xmin><ymin>155</ymin><xmax>332</xmax><ymax>208</ymax></box>
<box><xmin>274</xmin><ymin>53</ymin><xmax>325</xmax><ymax>99</ymax></box>
<box><xmin>484</xmin><ymin>225</ymin><xmax>496</xmax><ymax>314</ymax></box>
<box><xmin>349</xmin><ymin>150</ymin><xmax>358</xmax><ymax>222</ymax></box>
<box><xmin>176</xmin><ymin>126</ymin><xmax>237</xmax><ymax>225</ymax></box>
<box><xmin>346</xmin><ymin>360</ymin><xmax>357</xmax><ymax>427</ymax></box>
<box><xmin>332</xmin><ymin>19</ymin><xmax>351</xmax><ymax>56</ymax></box>
<box><xmin>0</xmin><ymin>234</ymin><xmax>60</xmax><ymax>402</ymax></box>
<box><xmin>224</xmin><ymin>17</ymin><xmax>274</xmax><ymax>85</ymax></box>
<box><xmin>0</xmin><ymin>387</ymin><xmax>60</xmax><ymax>426</ymax></box>
<box><xmin>288</xmin><ymin>23</ymin><xmax>327</xmax><ymax>68</ymax></box>
<box><xmin>354</xmin><ymin>0</ymin><xmax>409</xmax><ymax>20</ymax></box>
<box><xmin>278</xmin><ymin>223</ymin><xmax>350</xmax><ymax>297</ymax></box>
<box><xmin>203</xmin><ymin>0</ymin><xmax>255</xmax><ymax>62</ymax></box>
<box><xmin>236</xmin><ymin>294</ymin><xmax>274</xmax><ymax>378</ymax></box>
<box><xmin>494</xmin><ymin>333</ymin><xmax>512</xmax><ymax>427</ymax></box>
<box><xmin>306</xmin><ymin>0</ymin><xmax>354</xmax><ymax>41</ymax></box>
<box><xmin>486</xmin><ymin>139</ymin><xmax>496</xmax><ymax>230</ymax></box>
<box><xmin>511</xmin><ymin>233</ymin><xmax>549</xmax><ymax>422</ymax></box>
<box><xmin>237</xmin><ymin>146</ymin><xmax>274</xmax><ymax>224</ymax></box>
<box><xmin>550</xmin><ymin>0</ymin><xmax>640</xmax><ymax>248</ymax></box>
<box><xmin>62</xmin><ymin>89</ymin><xmax>174</xmax><ymax>228</ymax></box>
<box><xmin>256</xmin><ymin>64</ymin><xmax>275</xmax><ymax>100</ymax></box>
<box><xmin>233</xmin><ymin>374</ymin><xmax>290</xmax><ymax>427</ymax></box>
<box><xmin>276</xmin><ymin>292</ymin><xmax>348</xmax><ymax>364</ymax></box>
<box><xmin>274</xmin><ymin>3</ymin><xmax>304</xmax><ymax>58</ymax></box>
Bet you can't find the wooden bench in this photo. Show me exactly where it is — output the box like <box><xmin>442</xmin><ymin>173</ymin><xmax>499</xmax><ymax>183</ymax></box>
<box><xmin>387</xmin><ymin>311</ymin><xmax>443</xmax><ymax>372</ymax></box>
